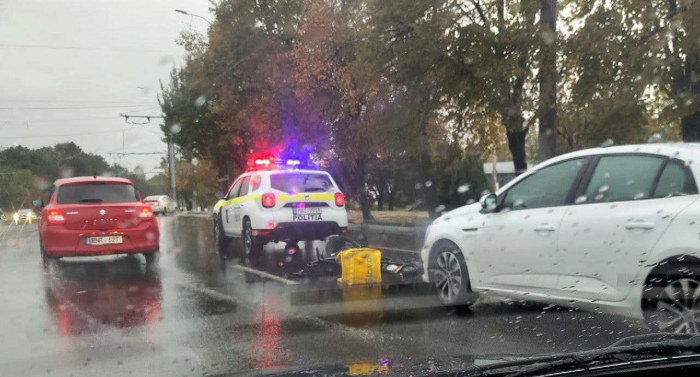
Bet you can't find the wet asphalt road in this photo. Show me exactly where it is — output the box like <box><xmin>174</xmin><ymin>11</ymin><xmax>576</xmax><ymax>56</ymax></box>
<box><xmin>0</xmin><ymin>215</ymin><xmax>654</xmax><ymax>376</ymax></box>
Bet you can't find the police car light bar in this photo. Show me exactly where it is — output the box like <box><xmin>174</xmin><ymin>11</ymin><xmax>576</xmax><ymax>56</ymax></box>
<box><xmin>247</xmin><ymin>156</ymin><xmax>316</xmax><ymax>171</ymax></box>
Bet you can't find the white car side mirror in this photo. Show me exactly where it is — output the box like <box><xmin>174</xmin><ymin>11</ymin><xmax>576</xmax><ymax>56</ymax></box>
<box><xmin>480</xmin><ymin>193</ymin><xmax>497</xmax><ymax>212</ymax></box>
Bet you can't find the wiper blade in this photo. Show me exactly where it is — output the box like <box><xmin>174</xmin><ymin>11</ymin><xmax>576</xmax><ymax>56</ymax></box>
<box><xmin>78</xmin><ymin>198</ymin><xmax>103</xmax><ymax>203</ymax></box>
<box><xmin>610</xmin><ymin>332</ymin><xmax>697</xmax><ymax>347</ymax></box>
<box><xmin>451</xmin><ymin>336</ymin><xmax>700</xmax><ymax>377</ymax></box>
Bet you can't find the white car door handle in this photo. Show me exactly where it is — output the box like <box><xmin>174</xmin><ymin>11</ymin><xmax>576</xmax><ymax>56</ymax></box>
<box><xmin>625</xmin><ymin>221</ymin><xmax>655</xmax><ymax>230</ymax></box>
<box><xmin>534</xmin><ymin>224</ymin><xmax>556</xmax><ymax>232</ymax></box>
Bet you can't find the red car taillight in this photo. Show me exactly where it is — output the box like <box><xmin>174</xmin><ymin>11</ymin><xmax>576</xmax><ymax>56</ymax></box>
<box><xmin>139</xmin><ymin>205</ymin><xmax>154</xmax><ymax>219</ymax></box>
<box><xmin>261</xmin><ymin>193</ymin><xmax>276</xmax><ymax>208</ymax></box>
<box><xmin>334</xmin><ymin>192</ymin><xmax>345</xmax><ymax>207</ymax></box>
<box><xmin>47</xmin><ymin>209</ymin><xmax>66</xmax><ymax>224</ymax></box>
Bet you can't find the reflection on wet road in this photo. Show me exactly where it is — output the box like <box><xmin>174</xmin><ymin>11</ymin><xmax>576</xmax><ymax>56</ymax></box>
<box><xmin>0</xmin><ymin>215</ymin><xmax>652</xmax><ymax>376</ymax></box>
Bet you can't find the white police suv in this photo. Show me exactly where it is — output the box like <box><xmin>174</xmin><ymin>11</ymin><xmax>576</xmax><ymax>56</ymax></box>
<box><xmin>213</xmin><ymin>158</ymin><xmax>349</xmax><ymax>256</ymax></box>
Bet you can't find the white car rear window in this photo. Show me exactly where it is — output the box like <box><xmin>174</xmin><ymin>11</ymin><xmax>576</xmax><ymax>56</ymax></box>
<box><xmin>270</xmin><ymin>173</ymin><xmax>334</xmax><ymax>193</ymax></box>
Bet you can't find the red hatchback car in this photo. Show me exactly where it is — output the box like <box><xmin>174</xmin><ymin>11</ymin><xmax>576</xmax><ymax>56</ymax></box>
<box><xmin>33</xmin><ymin>176</ymin><xmax>160</xmax><ymax>267</ymax></box>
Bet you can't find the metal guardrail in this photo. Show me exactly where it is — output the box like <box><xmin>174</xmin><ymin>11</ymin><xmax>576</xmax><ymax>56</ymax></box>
<box><xmin>347</xmin><ymin>223</ymin><xmax>427</xmax><ymax>254</ymax></box>
<box><xmin>176</xmin><ymin>213</ymin><xmax>427</xmax><ymax>254</ymax></box>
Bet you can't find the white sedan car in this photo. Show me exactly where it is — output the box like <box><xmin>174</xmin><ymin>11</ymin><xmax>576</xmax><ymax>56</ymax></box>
<box><xmin>143</xmin><ymin>195</ymin><xmax>177</xmax><ymax>215</ymax></box>
<box><xmin>422</xmin><ymin>143</ymin><xmax>700</xmax><ymax>333</ymax></box>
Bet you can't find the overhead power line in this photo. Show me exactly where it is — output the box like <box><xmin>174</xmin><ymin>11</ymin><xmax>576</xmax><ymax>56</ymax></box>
<box><xmin>0</xmin><ymin>117</ymin><xmax>120</xmax><ymax>124</ymax></box>
<box><xmin>108</xmin><ymin>152</ymin><xmax>166</xmax><ymax>157</ymax></box>
<box><xmin>3</xmin><ymin>105</ymin><xmax>154</xmax><ymax>110</ymax></box>
<box><xmin>119</xmin><ymin>113</ymin><xmax>176</xmax><ymax>198</ymax></box>
<box><xmin>0</xmin><ymin>43</ymin><xmax>180</xmax><ymax>53</ymax></box>
<box><xmin>0</xmin><ymin>129</ymin><xmax>127</xmax><ymax>139</ymax></box>
<box><xmin>0</xmin><ymin>98</ymin><xmax>154</xmax><ymax>104</ymax></box>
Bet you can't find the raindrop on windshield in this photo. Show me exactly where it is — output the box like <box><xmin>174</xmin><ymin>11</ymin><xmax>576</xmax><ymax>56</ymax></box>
<box><xmin>600</xmin><ymin>139</ymin><xmax>614</xmax><ymax>148</ymax></box>
<box><xmin>435</xmin><ymin>205</ymin><xmax>446</xmax><ymax>213</ymax></box>
<box><xmin>648</xmin><ymin>133</ymin><xmax>662</xmax><ymax>143</ymax></box>
<box><xmin>59</xmin><ymin>166</ymin><xmax>75</xmax><ymax>178</ymax></box>
<box><xmin>575</xmin><ymin>196</ymin><xmax>587</xmax><ymax>204</ymax></box>
<box><xmin>34</xmin><ymin>177</ymin><xmax>50</xmax><ymax>190</ymax></box>
<box><xmin>169</xmin><ymin>123</ymin><xmax>182</xmax><ymax>135</ymax></box>
<box><xmin>457</xmin><ymin>184</ymin><xmax>470</xmax><ymax>193</ymax></box>
<box><xmin>425</xmin><ymin>180</ymin><xmax>433</xmax><ymax>188</ymax></box>
<box><xmin>194</xmin><ymin>95</ymin><xmax>207</xmax><ymax>107</ymax></box>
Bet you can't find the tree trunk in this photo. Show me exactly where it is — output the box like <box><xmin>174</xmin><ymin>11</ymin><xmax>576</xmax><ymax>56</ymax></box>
<box><xmin>387</xmin><ymin>186</ymin><xmax>397</xmax><ymax>211</ymax></box>
<box><xmin>355</xmin><ymin>158</ymin><xmax>373</xmax><ymax>220</ymax></box>
<box><xmin>359</xmin><ymin>190</ymin><xmax>372</xmax><ymax>220</ymax></box>
<box><xmin>376</xmin><ymin>187</ymin><xmax>384</xmax><ymax>211</ymax></box>
<box><xmin>538</xmin><ymin>0</ymin><xmax>557</xmax><ymax>162</ymax></box>
<box><xmin>682</xmin><ymin>110</ymin><xmax>700</xmax><ymax>142</ymax></box>
<box><xmin>506</xmin><ymin>129</ymin><xmax>528</xmax><ymax>175</ymax></box>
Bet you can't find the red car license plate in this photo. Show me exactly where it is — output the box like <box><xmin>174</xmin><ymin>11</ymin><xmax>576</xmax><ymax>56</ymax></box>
<box><xmin>86</xmin><ymin>236</ymin><xmax>123</xmax><ymax>246</ymax></box>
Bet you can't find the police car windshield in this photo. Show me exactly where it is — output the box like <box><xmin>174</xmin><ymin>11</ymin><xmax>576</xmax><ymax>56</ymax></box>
<box><xmin>270</xmin><ymin>173</ymin><xmax>334</xmax><ymax>193</ymax></box>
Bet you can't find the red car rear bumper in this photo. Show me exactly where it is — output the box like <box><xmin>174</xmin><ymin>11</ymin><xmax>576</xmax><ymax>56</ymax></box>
<box><xmin>41</xmin><ymin>221</ymin><xmax>160</xmax><ymax>258</ymax></box>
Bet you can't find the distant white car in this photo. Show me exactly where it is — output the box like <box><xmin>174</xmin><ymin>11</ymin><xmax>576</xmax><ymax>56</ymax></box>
<box><xmin>143</xmin><ymin>195</ymin><xmax>177</xmax><ymax>215</ymax></box>
<box><xmin>15</xmin><ymin>208</ymin><xmax>38</xmax><ymax>223</ymax></box>
<box><xmin>422</xmin><ymin>143</ymin><xmax>700</xmax><ymax>333</ymax></box>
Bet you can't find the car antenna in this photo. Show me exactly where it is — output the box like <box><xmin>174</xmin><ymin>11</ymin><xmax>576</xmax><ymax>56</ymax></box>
<box><xmin>93</xmin><ymin>171</ymin><xmax>97</xmax><ymax>179</ymax></box>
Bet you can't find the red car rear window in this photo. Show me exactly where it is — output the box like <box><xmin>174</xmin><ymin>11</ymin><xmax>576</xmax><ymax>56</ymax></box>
<box><xmin>57</xmin><ymin>183</ymin><xmax>139</xmax><ymax>204</ymax></box>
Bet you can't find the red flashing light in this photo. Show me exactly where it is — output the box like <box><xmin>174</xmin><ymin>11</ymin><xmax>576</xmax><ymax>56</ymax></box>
<box><xmin>334</xmin><ymin>192</ymin><xmax>345</xmax><ymax>207</ymax></box>
<box><xmin>47</xmin><ymin>209</ymin><xmax>66</xmax><ymax>224</ymax></box>
<box><xmin>261</xmin><ymin>193</ymin><xmax>276</xmax><ymax>208</ymax></box>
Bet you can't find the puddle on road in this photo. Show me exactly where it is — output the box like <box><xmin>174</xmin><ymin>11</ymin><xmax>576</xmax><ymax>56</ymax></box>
<box><xmin>43</xmin><ymin>257</ymin><xmax>163</xmax><ymax>336</ymax></box>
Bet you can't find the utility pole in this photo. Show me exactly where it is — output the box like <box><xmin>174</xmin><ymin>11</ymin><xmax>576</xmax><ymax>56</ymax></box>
<box><xmin>167</xmin><ymin>139</ymin><xmax>176</xmax><ymax>198</ymax></box>
<box><xmin>119</xmin><ymin>114</ymin><xmax>176</xmax><ymax>200</ymax></box>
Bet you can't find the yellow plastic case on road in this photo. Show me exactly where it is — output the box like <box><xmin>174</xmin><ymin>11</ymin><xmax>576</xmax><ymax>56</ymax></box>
<box><xmin>336</xmin><ymin>248</ymin><xmax>382</xmax><ymax>285</ymax></box>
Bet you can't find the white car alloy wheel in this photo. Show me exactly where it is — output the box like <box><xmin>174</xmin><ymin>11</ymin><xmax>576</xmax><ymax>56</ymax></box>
<box><xmin>653</xmin><ymin>278</ymin><xmax>700</xmax><ymax>334</ymax></box>
<box><xmin>435</xmin><ymin>251</ymin><xmax>463</xmax><ymax>303</ymax></box>
<box><xmin>430</xmin><ymin>242</ymin><xmax>476</xmax><ymax>307</ymax></box>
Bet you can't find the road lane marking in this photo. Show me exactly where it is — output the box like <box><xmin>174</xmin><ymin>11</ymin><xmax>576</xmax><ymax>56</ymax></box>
<box><xmin>229</xmin><ymin>264</ymin><xmax>300</xmax><ymax>285</ymax></box>
<box><xmin>0</xmin><ymin>223</ymin><xmax>15</xmax><ymax>243</ymax></box>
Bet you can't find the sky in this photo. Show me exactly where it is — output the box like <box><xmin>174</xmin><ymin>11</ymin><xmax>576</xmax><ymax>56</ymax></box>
<box><xmin>0</xmin><ymin>0</ymin><xmax>212</xmax><ymax>177</ymax></box>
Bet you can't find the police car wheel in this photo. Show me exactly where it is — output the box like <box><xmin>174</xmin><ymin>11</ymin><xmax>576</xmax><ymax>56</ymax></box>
<box><xmin>243</xmin><ymin>219</ymin><xmax>262</xmax><ymax>256</ymax></box>
<box><xmin>213</xmin><ymin>215</ymin><xmax>229</xmax><ymax>254</ymax></box>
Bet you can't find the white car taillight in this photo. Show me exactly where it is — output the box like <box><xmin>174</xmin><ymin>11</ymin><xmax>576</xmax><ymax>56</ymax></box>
<box><xmin>334</xmin><ymin>192</ymin><xmax>345</xmax><ymax>207</ymax></box>
<box><xmin>261</xmin><ymin>193</ymin><xmax>276</xmax><ymax>208</ymax></box>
